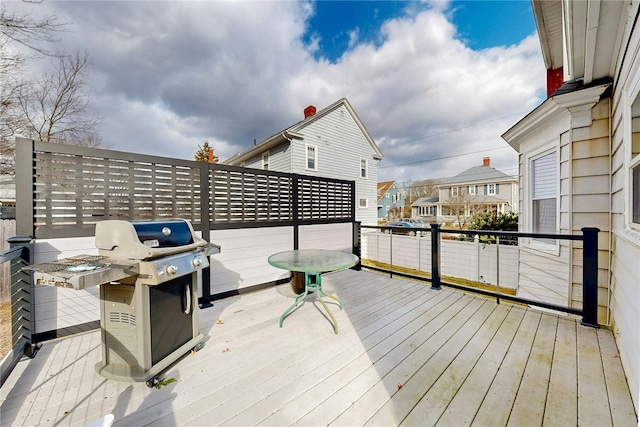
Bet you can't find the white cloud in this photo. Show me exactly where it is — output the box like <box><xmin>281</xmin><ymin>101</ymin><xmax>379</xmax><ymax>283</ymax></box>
<box><xmin>5</xmin><ymin>0</ymin><xmax>545</xmax><ymax>182</ymax></box>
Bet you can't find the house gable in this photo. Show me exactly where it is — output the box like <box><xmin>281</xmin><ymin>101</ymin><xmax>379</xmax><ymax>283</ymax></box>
<box><xmin>221</xmin><ymin>98</ymin><xmax>384</xmax><ymax>225</ymax></box>
<box><xmin>223</xmin><ymin>98</ymin><xmax>383</xmax><ymax>167</ymax></box>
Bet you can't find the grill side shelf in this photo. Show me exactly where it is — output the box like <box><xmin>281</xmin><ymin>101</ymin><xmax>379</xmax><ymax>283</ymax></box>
<box><xmin>25</xmin><ymin>256</ymin><xmax>139</xmax><ymax>290</ymax></box>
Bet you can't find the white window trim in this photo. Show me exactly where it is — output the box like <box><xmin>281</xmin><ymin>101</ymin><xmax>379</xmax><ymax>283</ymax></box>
<box><xmin>360</xmin><ymin>158</ymin><xmax>368</xmax><ymax>179</ymax></box>
<box><xmin>469</xmin><ymin>185</ymin><xmax>476</xmax><ymax>195</ymax></box>
<box><xmin>631</xmin><ymin>158</ymin><xmax>640</xmax><ymax>230</ymax></box>
<box><xmin>306</xmin><ymin>144</ymin><xmax>318</xmax><ymax>171</ymax></box>
<box><xmin>451</xmin><ymin>187</ymin><xmax>459</xmax><ymax>197</ymax></box>
<box><xmin>525</xmin><ymin>144</ymin><xmax>560</xmax><ymax>253</ymax></box>
<box><xmin>626</xmin><ymin>81</ymin><xmax>640</xmax><ymax>232</ymax></box>
<box><xmin>487</xmin><ymin>184</ymin><xmax>496</xmax><ymax>195</ymax></box>
<box><xmin>262</xmin><ymin>151</ymin><xmax>269</xmax><ymax>170</ymax></box>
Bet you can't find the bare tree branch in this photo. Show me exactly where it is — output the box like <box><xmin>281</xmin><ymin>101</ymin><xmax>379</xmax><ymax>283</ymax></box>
<box><xmin>17</xmin><ymin>50</ymin><xmax>102</xmax><ymax>146</ymax></box>
<box><xmin>0</xmin><ymin>2</ymin><xmax>70</xmax><ymax>174</ymax></box>
<box><xmin>0</xmin><ymin>3</ymin><xmax>66</xmax><ymax>56</ymax></box>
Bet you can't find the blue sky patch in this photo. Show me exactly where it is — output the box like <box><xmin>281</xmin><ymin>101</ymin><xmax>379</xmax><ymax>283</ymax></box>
<box><xmin>304</xmin><ymin>0</ymin><xmax>536</xmax><ymax>62</ymax></box>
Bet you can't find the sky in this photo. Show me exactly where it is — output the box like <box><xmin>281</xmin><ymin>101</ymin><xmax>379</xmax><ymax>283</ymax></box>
<box><xmin>7</xmin><ymin>0</ymin><xmax>544</xmax><ymax>185</ymax></box>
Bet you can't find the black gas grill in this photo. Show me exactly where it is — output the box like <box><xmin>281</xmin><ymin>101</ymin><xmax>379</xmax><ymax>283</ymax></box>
<box><xmin>29</xmin><ymin>219</ymin><xmax>220</xmax><ymax>385</ymax></box>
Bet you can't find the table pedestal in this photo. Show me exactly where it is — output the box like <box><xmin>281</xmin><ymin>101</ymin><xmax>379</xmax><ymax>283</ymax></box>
<box><xmin>280</xmin><ymin>271</ymin><xmax>343</xmax><ymax>334</ymax></box>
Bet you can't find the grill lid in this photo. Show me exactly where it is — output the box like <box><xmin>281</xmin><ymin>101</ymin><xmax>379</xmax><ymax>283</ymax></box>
<box><xmin>132</xmin><ymin>219</ymin><xmax>194</xmax><ymax>247</ymax></box>
<box><xmin>95</xmin><ymin>219</ymin><xmax>208</xmax><ymax>260</ymax></box>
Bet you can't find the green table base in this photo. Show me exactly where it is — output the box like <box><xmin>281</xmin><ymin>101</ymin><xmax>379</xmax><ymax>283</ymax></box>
<box><xmin>280</xmin><ymin>271</ymin><xmax>343</xmax><ymax>334</ymax></box>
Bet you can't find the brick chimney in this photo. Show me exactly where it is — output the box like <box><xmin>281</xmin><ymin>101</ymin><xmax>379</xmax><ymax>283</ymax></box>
<box><xmin>547</xmin><ymin>67</ymin><xmax>564</xmax><ymax>97</ymax></box>
<box><xmin>483</xmin><ymin>157</ymin><xmax>490</xmax><ymax>167</ymax></box>
<box><xmin>304</xmin><ymin>105</ymin><xmax>316</xmax><ymax>118</ymax></box>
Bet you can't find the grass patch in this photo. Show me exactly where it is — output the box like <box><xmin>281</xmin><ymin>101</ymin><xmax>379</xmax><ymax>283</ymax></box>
<box><xmin>361</xmin><ymin>259</ymin><xmax>517</xmax><ymax>296</ymax></box>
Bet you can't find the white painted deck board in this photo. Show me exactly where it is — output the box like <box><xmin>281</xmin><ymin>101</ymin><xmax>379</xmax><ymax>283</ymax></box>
<box><xmin>0</xmin><ymin>269</ymin><xmax>636</xmax><ymax>427</ymax></box>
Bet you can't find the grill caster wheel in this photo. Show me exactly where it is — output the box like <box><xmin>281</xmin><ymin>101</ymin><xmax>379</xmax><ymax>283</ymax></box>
<box><xmin>192</xmin><ymin>342</ymin><xmax>204</xmax><ymax>353</ymax></box>
<box><xmin>146</xmin><ymin>376</ymin><xmax>160</xmax><ymax>388</ymax></box>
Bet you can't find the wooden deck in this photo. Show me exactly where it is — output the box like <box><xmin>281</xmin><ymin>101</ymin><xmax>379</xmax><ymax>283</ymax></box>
<box><xmin>1</xmin><ymin>269</ymin><xmax>637</xmax><ymax>426</ymax></box>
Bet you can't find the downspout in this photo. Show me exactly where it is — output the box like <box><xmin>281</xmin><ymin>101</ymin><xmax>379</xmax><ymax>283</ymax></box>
<box><xmin>282</xmin><ymin>132</ymin><xmax>294</xmax><ymax>170</ymax></box>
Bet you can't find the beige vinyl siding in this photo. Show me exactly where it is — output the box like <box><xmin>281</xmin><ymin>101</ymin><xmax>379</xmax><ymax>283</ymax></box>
<box><xmin>516</xmin><ymin>101</ymin><xmax>612</xmax><ymax>322</ymax></box>
<box><xmin>609</xmin><ymin>231</ymin><xmax>640</xmax><ymax>410</ymax></box>
<box><xmin>517</xmin><ymin>154</ymin><xmax>524</xmax><ymax>226</ymax></box>
<box><xmin>609</xmin><ymin>17</ymin><xmax>640</xmax><ymax>409</ymax></box>
<box><xmin>517</xmin><ymin>131</ymin><xmax>572</xmax><ymax>311</ymax></box>
<box><xmin>568</xmin><ymin>99</ymin><xmax>612</xmax><ymax>320</ymax></box>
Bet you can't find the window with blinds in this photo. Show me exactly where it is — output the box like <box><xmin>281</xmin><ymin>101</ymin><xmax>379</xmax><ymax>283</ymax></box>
<box><xmin>532</xmin><ymin>151</ymin><xmax>557</xmax><ymax>237</ymax></box>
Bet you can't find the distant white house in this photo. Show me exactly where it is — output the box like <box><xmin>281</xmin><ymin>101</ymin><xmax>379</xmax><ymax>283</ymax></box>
<box><xmin>411</xmin><ymin>157</ymin><xmax>518</xmax><ymax>225</ymax></box>
<box><xmin>502</xmin><ymin>0</ymin><xmax>639</xmax><ymax>411</ymax></box>
<box><xmin>223</xmin><ymin>98</ymin><xmax>384</xmax><ymax>225</ymax></box>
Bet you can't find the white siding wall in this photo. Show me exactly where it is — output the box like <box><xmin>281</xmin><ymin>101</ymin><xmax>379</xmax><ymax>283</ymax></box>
<box><xmin>208</xmin><ymin>227</ymin><xmax>293</xmax><ymax>295</ymax></box>
<box><xmin>291</xmin><ymin>105</ymin><xmax>379</xmax><ymax>226</ymax></box>
<box><xmin>298</xmin><ymin>223</ymin><xmax>353</xmax><ymax>252</ymax></box>
<box><xmin>244</xmin><ymin>143</ymin><xmax>291</xmax><ymax>172</ymax></box>
<box><xmin>238</xmin><ymin>106</ymin><xmax>379</xmax><ymax>226</ymax></box>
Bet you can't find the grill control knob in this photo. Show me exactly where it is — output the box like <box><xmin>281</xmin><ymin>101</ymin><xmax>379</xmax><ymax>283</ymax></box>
<box><xmin>166</xmin><ymin>265</ymin><xmax>178</xmax><ymax>275</ymax></box>
<box><xmin>193</xmin><ymin>258</ymin><xmax>202</xmax><ymax>267</ymax></box>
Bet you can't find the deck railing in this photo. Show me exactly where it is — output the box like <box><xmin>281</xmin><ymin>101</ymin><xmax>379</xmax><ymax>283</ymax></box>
<box><xmin>0</xmin><ymin>237</ymin><xmax>38</xmax><ymax>387</ymax></box>
<box><xmin>360</xmin><ymin>224</ymin><xmax>600</xmax><ymax>328</ymax></box>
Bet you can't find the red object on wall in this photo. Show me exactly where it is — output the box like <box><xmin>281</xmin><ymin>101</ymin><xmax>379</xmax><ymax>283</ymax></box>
<box><xmin>547</xmin><ymin>67</ymin><xmax>564</xmax><ymax>97</ymax></box>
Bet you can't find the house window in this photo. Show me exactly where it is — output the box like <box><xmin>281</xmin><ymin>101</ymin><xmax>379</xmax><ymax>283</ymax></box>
<box><xmin>359</xmin><ymin>198</ymin><xmax>368</xmax><ymax>208</ymax></box>
<box><xmin>488</xmin><ymin>184</ymin><xmax>496</xmax><ymax>195</ymax></box>
<box><xmin>469</xmin><ymin>185</ymin><xmax>476</xmax><ymax>195</ymax></box>
<box><xmin>531</xmin><ymin>151</ymin><xmax>557</xmax><ymax>237</ymax></box>
<box><xmin>262</xmin><ymin>152</ymin><xmax>269</xmax><ymax>170</ymax></box>
<box><xmin>360</xmin><ymin>159</ymin><xmax>368</xmax><ymax>178</ymax></box>
<box><xmin>631</xmin><ymin>91</ymin><xmax>640</xmax><ymax>225</ymax></box>
<box><xmin>419</xmin><ymin>206</ymin><xmax>435</xmax><ymax>216</ymax></box>
<box><xmin>451</xmin><ymin>187</ymin><xmax>459</xmax><ymax>197</ymax></box>
<box><xmin>633</xmin><ymin>164</ymin><xmax>640</xmax><ymax>224</ymax></box>
<box><xmin>306</xmin><ymin>144</ymin><xmax>317</xmax><ymax>170</ymax></box>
